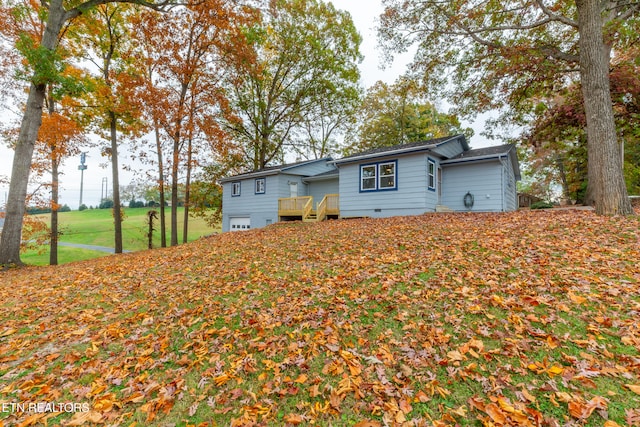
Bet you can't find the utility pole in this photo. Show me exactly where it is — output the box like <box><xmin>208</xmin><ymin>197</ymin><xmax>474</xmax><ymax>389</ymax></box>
<box><xmin>101</xmin><ymin>177</ymin><xmax>108</xmax><ymax>202</ymax></box>
<box><xmin>78</xmin><ymin>152</ymin><xmax>88</xmax><ymax>209</ymax></box>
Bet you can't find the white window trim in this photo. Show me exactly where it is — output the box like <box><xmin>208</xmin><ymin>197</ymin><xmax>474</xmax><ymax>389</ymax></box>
<box><xmin>428</xmin><ymin>159</ymin><xmax>436</xmax><ymax>191</ymax></box>
<box><xmin>231</xmin><ymin>181</ymin><xmax>241</xmax><ymax>197</ymax></box>
<box><xmin>378</xmin><ymin>161</ymin><xmax>396</xmax><ymax>189</ymax></box>
<box><xmin>255</xmin><ymin>178</ymin><xmax>265</xmax><ymax>194</ymax></box>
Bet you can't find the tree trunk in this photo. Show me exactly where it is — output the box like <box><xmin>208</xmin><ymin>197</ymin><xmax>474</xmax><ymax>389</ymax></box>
<box><xmin>576</xmin><ymin>0</ymin><xmax>633</xmax><ymax>215</ymax></box>
<box><xmin>0</xmin><ymin>86</ymin><xmax>47</xmax><ymax>266</ymax></box>
<box><xmin>110</xmin><ymin>111</ymin><xmax>123</xmax><ymax>253</ymax></box>
<box><xmin>170</xmin><ymin>136</ymin><xmax>179</xmax><ymax>246</ymax></box>
<box><xmin>182</xmin><ymin>137</ymin><xmax>192</xmax><ymax>244</ymax></box>
<box><xmin>50</xmin><ymin>158</ymin><xmax>59</xmax><ymax>266</ymax></box>
<box><xmin>154</xmin><ymin>123</ymin><xmax>167</xmax><ymax>248</ymax></box>
<box><xmin>0</xmin><ymin>4</ymin><xmax>66</xmax><ymax>266</ymax></box>
<box><xmin>555</xmin><ymin>156</ymin><xmax>570</xmax><ymax>205</ymax></box>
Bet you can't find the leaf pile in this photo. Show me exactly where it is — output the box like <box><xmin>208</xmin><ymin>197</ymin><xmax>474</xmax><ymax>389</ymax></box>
<box><xmin>1</xmin><ymin>210</ymin><xmax>640</xmax><ymax>426</ymax></box>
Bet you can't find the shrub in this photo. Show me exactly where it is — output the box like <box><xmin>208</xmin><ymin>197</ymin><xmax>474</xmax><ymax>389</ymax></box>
<box><xmin>79</xmin><ymin>204</ymin><xmax>88</xmax><ymax>211</ymax></box>
<box><xmin>99</xmin><ymin>199</ymin><xmax>114</xmax><ymax>209</ymax></box>
<box><xmin>530</xmin><ymin>201</ymin><xmax>554</xmax><ymax>209</ymax></box>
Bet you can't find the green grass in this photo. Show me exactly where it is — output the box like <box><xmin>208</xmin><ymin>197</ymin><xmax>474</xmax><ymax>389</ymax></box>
<box><xmin>1</xmin><ymin>210</ymin><xmax>639</xmax><ymax>426</ymax></box>
<box><xmin>20</xmin><ymin>246</ymin><xmax>109</xmax><ymax>265</ymax></box>
<box><xmin>23</xmin><ymin>207</ymin><xmax>219</xmax><ymax>265</ymax></box>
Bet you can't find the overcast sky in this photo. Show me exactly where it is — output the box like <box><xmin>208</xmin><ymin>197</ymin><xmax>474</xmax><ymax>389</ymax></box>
<box><xmin>0</xmin><ymin>1</ymin><xmax>491</xmax><ymax>209</ymax></box>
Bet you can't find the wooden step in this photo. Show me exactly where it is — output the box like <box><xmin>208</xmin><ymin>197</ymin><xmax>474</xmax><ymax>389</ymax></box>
<box><xmin>436</xmin><ymin>205</ymin><xmax>454</xmax><ymax>213</ymax></box>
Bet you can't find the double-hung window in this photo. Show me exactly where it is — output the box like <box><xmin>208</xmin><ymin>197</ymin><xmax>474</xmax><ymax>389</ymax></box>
<box><xmin>428</xmin><ymin>159</ymin><xmax>436</xmax><ymax>191</ymax></box>
<box><xmin>360</xmin><ymin>160</ymin><xmax>397</xmax><ymax>191</ymax></box>
<box><xmin>231</xmin><ymin>182</ymin><xmax>241</xmax><ymax>197</ymax></box>
<box><xmin>255</xmin><ymin>178</ymin><xmax>265</xmax><ymax>194</ymax></box>
<box><xmin>361</xmin><ymin>165</ymin><xmax>377</xmax><ymax>190</ymax></box>
<box><xmin>379</xmin><ymin>162</ymin><xmax>396</xmax><ymax>189</ymax></box>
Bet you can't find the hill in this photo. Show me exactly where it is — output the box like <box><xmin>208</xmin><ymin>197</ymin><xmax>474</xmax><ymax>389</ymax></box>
<box><xmin>21</xmin><ymin>207</ymin><xmax>219</xmax><ymax>265</ymax></box>
<box><xmin>1</xmin><ymin>210</ymin><xmax>639</xmax><ymax>426</ymax></box>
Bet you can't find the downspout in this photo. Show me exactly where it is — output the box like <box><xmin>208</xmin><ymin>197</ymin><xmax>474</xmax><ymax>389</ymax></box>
<box><xmin>500</xmin><ymin>156</ymin><xmax>506</xmax><ymax>212</ymax></box>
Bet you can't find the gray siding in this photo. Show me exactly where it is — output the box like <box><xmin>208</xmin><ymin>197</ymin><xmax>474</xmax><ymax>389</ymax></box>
<box><xmin>284</xmin><ymin>160</ymin><xmax>335</xmax><ymax>177</ymax></box>
<box><xmin>277</xmin><ymin>174</ymin><xmax>308</xmax><ymax>197</ymax></box>
<box><xmin>222</xmin><ymin>174</ymin><xmax>282</xmax><ymax>232</ymax></box>
<box><xmin>338</xmin><ymin>154</ymin><xmax>438</xmax><ymax>218</ymax></box>
<box><xmin>441</xmin><ymin>161</ymin><xmax>504</xmax><ymax>211</ymax></box>
<box><xmin>502</xmin><ymin>158</ymin><xmax>518</xmax><ymax>211</ymax></box>
<box><xmin>308</xmin><ymin>179</ymin><xmax>339</xmax><ymax>207</ymax></box>
<box><xmin>431</xmin><ymin>137</ymin><xmax>466</xmax><ymax>159</ymax></box>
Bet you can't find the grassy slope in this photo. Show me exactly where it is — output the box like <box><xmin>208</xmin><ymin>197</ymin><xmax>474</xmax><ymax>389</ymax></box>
<box><xmin>21</xmin><ymin>208</ymin><xmax>219</xmax><ymax>265</ymax></box>
<box><xmin>1</xmin><ymin>210</ymin><xmax>639</xmax><ymax>426</ymax></box>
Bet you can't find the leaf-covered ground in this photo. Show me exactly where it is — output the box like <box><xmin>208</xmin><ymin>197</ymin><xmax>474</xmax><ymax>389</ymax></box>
<box><xmin>1</xmin><ymin>210</ymin><xmax>639</xmax><ymax>427</ymax></box>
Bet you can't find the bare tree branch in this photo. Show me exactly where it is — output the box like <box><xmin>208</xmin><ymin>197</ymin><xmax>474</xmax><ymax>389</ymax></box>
<box><xmin>534</xmin><ymin>0</ymin><xmax>579</xmax><ymax>28</ymax></box>
<box><xmin>64</xmin><ymin>0</ymin><xmax>180</xmax><ymax>22</ymax></box>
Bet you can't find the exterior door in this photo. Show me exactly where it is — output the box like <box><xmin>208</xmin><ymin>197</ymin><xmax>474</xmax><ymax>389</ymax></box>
<box><xmin>289</xmin><ymin>182</ymin><xmax>298</xmax><ymax>198</ymax></box>
<box><xmin>230</xmin><ymin>217</ymin><xmax>251</xmax><ymax>231</ymax></box>
<box><xmin>437</xmin><ymin>166</ymin><xmax>442</xmax><ymax>204</ymax></box>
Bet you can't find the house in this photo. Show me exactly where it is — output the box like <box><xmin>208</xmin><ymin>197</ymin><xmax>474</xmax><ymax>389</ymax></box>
<box><xmin>219</xmin><ymin>135</ymin><xmax>521</xmax><ymax>232</ymax></box>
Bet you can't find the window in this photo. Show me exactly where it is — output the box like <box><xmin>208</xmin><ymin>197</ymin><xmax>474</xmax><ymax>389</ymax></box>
<box><xmin>360</xmin><ymin>160</ymin><xmax>397</xmax><ymax>192</ymax></box>
<box><xmin>361</xmin><ymin>165</ymin><xmax>377</xmax><ymax>190</ymax></box>
<box><xmin>379</xmin><ymin>162</ymin><xmax>396</xmax><ymax>189</ymax></box>
<box><xmin>231</xmin><ymin>181</ymin><xmax>241</xmax><ymax>197</ymax></box>
<box><xmin>428</xmin><ymin>159</ymin><xmax>436</xmax><ymax>191</ymax></box>
<box><xmin>255</xmin><ymin>178</ymin><xmax>265</xmax><ymax>194</ymax></box>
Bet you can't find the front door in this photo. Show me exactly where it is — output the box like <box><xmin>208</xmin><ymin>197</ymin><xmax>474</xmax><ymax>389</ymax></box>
<box><xmin>289</xmin><ymin>182</ymin><xmax>298</xmax><ymax>198</ymax></box>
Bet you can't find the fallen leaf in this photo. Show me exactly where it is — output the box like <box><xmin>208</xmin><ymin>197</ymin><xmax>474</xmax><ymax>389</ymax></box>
<box><xmin>625</xmin><ymin>384</ymin><xmax>640</xmax><ymax>395</ymax></box>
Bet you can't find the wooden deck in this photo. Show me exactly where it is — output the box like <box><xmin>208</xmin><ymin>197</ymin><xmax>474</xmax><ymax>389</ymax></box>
<box><xmin>278</xmin><ymin>194</ymin><xmax>339</xmax><ymax>222</ymax></box>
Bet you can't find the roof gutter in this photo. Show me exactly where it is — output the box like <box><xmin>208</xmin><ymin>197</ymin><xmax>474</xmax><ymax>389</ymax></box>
<box><xmin>440</xmin><ymin>152</ymin><xmax>508</xmax><ymax>165</ymax></box>
<box><xmin>218</xmin><ymin>169</ymin><xmax>281</xmax><ymax>183</ymax></box>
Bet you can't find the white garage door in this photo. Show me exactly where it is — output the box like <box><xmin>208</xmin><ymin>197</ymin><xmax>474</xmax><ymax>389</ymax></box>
<box><xmin>230</xmin><ymin>217</ymin><xmax>251</xmax><ymax>231</ymax></box>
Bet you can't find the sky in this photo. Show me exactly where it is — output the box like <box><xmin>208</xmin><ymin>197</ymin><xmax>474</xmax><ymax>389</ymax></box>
<box><xmin>0</xmin><ymin>0</ymin><xmax>492</xmax><ymax>210</ymax></box>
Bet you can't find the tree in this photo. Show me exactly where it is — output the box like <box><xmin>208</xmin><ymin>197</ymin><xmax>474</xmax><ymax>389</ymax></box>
<box><xmin>524</xmin><ymin>44</ymin><xmax>640</xmax><ymax>202</ymax></box>
<box><xmin>292</xmin><ymin>69</ymin><xmax>362</xmax><ymax>160</ymax></box>
<box><xmin>378</xmin><ymin>0</ymin><xmax>638</xmax><ymax>215</ymax></box>
<box><xmin>1</xmin><ymin>1</ymin><xmax>87</xmax><ymax>265</ymax></box>
<box><xmin>37</xmin><ymin>107</ymin><xmax>84</xmax><ymax>265</ymax></box>
<box><xmin>0</xmin><ymin>0</ymin><xmax>177</xmax><ymax>266</ymax></box>
<box><xmin>345</xmin><ymin>78</ymin><xmax>472</xmax><ymax>155</ymax></box>
<box><xmin>132</xmin><ymin>1</ymin><xmax>251</xmax><ymax>246</ymax></box>
<box><xmin>222</xmin><ymin>0</ymin><xmax>362</xmax><ymax>171</ymax></box>
<box><xmin>73</xmin><ymin>4</ymin><xmax>145</xmax><ymax>254</ymax></box>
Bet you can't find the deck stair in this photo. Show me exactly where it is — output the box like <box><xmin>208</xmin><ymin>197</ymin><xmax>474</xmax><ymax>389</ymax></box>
<box><xmin>303</xmin><ymin>211</ymin><xmax>318</xmax><ymax>222</ymax></box>
<box><xmin>436</xmin><ymin>205</ymin><xmax>454</xmax><ymax>212</ymax></box>
<box><xmin>278</xmin><ymin>194</ymin><xmax>339</xmax><ymax>222</ymax></box>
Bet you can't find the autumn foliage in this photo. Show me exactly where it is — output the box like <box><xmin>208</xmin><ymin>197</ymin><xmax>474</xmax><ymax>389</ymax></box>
<box><xmin>1</xmin><ymin>210</ymin><xmax>639</xmax><ymax>426</ymax></box>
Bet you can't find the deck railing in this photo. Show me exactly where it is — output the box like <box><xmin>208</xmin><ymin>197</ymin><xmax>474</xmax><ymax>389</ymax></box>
<box><xmin>325</xmin><ymin>194</ymin><xmax>339</xmax><ymax>215</ymax></box>
<box><xmin>278</xmin><ymin>194</ymin><xmax>339</xmax><ymax>221</ymax></box>
<box><xmin>316</xmin><ymin>196</ymin><xmax>327</xmax><ymax>222</ymax></box>
<box><xmin>302</xmin><ymin>197</ymin><xmax>313</xmax><ymax>220</ymax></box>
<box><xmin>278</xmin><ymin>196</ymin><xmax>313</xmax><ymax>217</ymax></box>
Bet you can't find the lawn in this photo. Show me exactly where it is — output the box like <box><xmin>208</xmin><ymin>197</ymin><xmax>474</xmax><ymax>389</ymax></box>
<box><xmin>22</xmin><ymin>207</ymin><xmax>220</xmax><ymax>265</ymax></box>
<box><xmin>1</xmin><ymin>210</ymin><xmax>639</xmax><ymax>426</ymax></box>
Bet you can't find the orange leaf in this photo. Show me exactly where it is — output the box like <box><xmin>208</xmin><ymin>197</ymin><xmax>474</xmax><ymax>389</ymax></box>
<box><xmin>66</xmin><ymin>411</ymin><xmax>104</xmax><ymax>426</ymax></box>
<box><xmin>485</xmin><ymin>403</ymin><xmax>507</xmax><ymax>425</ymax></box>
<box><xmin>568</xmin><ymin>291</ymin><xmax>587</xmax><ymax>305</ymax></box>
<box><xmin>354</xmin><ymin>421</ymin><xmax>382</xmax><ymax>427</ymax></box>
<box><xmin>294</xmin><ymin>374</ymin><xmax>308</xmax><ymax>384</ymax></box>
<box><xmin>284</xmin><ymin>414</ymin><xmax>305</xmax><ymax>425</ymax></box>
<box><xmin>626</xmin><ymin>384</ymin><xmax>640</xmax><ymax>394</ymax></box>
